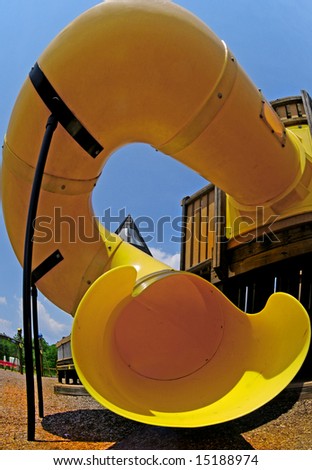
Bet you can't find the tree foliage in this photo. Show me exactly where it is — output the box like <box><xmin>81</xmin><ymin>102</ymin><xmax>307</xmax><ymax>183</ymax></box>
<box><xmin>0</xmin><ymin>334</ymin><xmax>19</xmax><ymax>360</ymax></box>
<box><xmin>0</xmin><ymin>333</ymin><xmax>57</xmax><ymax>376</ymax></box>
<box><xmin>39</xmin><ymin>336</ymin><xmax>57</xmax><ymax>375</ymax></box>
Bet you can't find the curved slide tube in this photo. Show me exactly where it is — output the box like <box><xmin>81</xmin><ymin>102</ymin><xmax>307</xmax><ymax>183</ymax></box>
<box><xmin>2</xmin><ymin>0</ymin><xmax>310</xmax><ymax>426</ymax></box>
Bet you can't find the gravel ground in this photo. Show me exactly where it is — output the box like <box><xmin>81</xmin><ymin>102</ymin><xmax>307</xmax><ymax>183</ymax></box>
<box><xmin>0</xmin><ymin>369</ymin><xmax>311</xmax><ymax>450</ymax></box>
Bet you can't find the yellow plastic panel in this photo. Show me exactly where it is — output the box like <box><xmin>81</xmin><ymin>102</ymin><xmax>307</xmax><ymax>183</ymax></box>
<box><xmin>72</xmin><ymin>268</ymin><xmax>310</xmax><ymax>427</ymax></box>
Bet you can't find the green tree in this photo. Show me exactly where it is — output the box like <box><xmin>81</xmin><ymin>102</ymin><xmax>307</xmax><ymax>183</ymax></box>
<box><xmin>38</xmin><ymin>336</ymin><xmax>57</xmax><ymax>376</ymax></box>
<box><xmin>0</xmin><ymin>333</ymin><xmax>22</xmax><ymax>370</ymax></box>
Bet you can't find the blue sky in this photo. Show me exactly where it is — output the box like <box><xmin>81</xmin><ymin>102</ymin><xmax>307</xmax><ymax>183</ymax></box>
<box><xmin>0</xmin><ymin>0</ymin><xmax>312</xmax><ymax>344</ymax></box>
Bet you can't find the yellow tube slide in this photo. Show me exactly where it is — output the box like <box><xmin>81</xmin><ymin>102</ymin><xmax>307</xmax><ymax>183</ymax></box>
<box><xmin>2</xmin><ymin>0</ymin><xmax>311</xmax><ymax>426</ymax></box>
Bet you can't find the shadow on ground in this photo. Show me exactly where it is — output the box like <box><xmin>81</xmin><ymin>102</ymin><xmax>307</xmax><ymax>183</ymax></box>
<box><xmin>42</xmin><ymin>385</ymin><xmax>302</xmax><ymax>450</ymax></box>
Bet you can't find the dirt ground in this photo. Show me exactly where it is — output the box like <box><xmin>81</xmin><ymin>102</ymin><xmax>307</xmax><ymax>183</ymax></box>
<box><xmin>0</xmin><ymin>369</ymin><xmax>311</xmax><ymax>450</ymax></box>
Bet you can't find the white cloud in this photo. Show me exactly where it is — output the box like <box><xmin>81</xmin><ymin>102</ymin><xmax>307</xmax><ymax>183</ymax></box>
<box><xmin>37</xmin><ymin>300</ymin><xmax>68</xmax><ymax>338</ymax></box>
<box><xmin>0</xmin><ymin>296</ymin><xmax>7</xmax><ymax>305</ymax></box>
<box><xmin>17</xmin><ymin>297</ymin><xmax>70</xmax><ymax>344</ymax></box>
<box><xmin>0</xmin><ymin>317</ymin><xmax>12</xmax><ymax>332</ymax></box>
<box><xmin>150</xmin><ymin>247</ymin><xmax>180</xmax><ymax>270</ymax></box>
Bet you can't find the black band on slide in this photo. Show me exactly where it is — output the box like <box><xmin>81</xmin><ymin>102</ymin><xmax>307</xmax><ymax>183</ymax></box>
<box><xmin>29</xmin><ymin>63</ymin><xmax>103</xmax><ymax>158</ymax></box>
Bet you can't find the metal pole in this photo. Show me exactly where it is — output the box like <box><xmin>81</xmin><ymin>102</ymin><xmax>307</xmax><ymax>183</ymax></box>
<box><xmin>32</xmin><ymin>285</ymin><xmax>44</xmax><ymax>418</ymax></box>
<box><xmin>179</xmin><ymin>196</ymin><xmax>190</xmax><ymax>271</ymax></box>
<box><xmin>17</xmin><ymin>328</ymin><xmax>23</xmax><ymax>374</ymax></box>
<box><xmin>23</xmin><ymin>113</ymin><xmax>58</xmax><ymax>441</ymax></box>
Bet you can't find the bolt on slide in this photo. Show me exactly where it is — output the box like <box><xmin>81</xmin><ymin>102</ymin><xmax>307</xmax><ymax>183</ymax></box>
<box><xmin>1</xmin><ymin>0</ymin><xmax>311</xmax><ymax>427</ymax></box>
